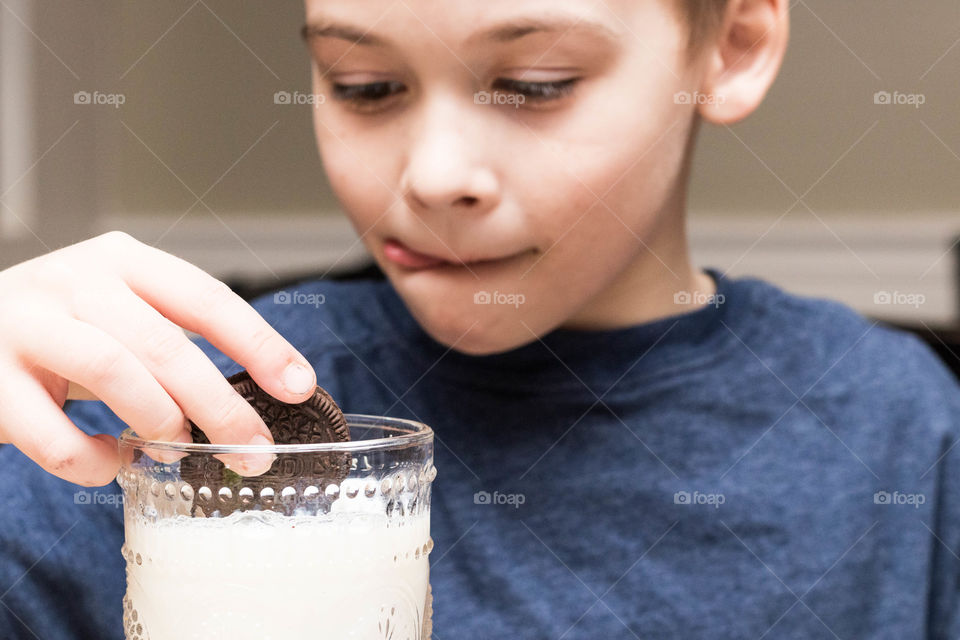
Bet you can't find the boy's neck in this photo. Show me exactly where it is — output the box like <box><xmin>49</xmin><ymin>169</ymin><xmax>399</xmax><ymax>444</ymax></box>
<box><xmin>560</xmin><ymin>211</ymin><xmax>715</xmax><ymax>332</ymax></box>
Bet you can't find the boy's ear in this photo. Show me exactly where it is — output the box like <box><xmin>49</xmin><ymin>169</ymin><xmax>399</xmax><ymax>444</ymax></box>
<box><xmin>697</xmin><ymin>0</ymin><xmax>790</xmax><ymax>125</ymax></box>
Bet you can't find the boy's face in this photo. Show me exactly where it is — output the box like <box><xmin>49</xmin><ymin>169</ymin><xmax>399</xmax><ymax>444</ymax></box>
<box><xmin>303</xmin><ymin>0</ymin><xmax>702</xmax><ymax>354</ymax></box>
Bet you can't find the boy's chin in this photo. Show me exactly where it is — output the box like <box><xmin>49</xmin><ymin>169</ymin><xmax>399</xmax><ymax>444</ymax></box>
<box><xmin>447</xmin><ymin>334</ymin><xmax>529</xmax><ymax>357</ymax></box>
<box><xmin>410</xmin><ymin>303</ymin><xmax>541</xmax><ymax>356</ymax></box>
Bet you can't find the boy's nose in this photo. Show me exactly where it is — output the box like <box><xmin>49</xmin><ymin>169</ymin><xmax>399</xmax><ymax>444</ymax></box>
<box><xmin>400</xmin><ymin>110</ymin><xmax>501</xmax><ymax>216</ymax></box>
<box><xmin>404</xmin><ymin>169</ymin><xmax>499</xmax><ymax>215</ymax></box>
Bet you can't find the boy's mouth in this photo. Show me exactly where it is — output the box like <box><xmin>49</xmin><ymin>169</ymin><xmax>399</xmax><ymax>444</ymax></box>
<box><xmin>383</xmin><ymin>238</ymin><xmax>451</xmax><ymax>269</ymax></box>
<box><xmin>382</xmin><ymin>238</ymin><xmax>534</xmax><ymax>271</ymax></box>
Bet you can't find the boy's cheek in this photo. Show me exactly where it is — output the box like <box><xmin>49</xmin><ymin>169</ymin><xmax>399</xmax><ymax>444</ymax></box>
<box><xmin>319</xmin><ymin>147</ymin><xmax>398</xmax><ymax>235</ymax></box>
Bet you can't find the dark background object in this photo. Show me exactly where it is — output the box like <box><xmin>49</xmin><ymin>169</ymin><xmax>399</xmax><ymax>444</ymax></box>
<box><xmin>888</xmin><ymin>323</ymin><xmax>960</xmax><ymax>381</ymax></box>
<box><xmin>221</xmin><ymin>261</ymin><xmax>386</xmax><ymax>302</ymax></box>
<box><xmin>891</xmin><ymin>235</ymin><xmax>960</xmax><ymax>381</ymax></box>
<box><xmin>225</xmin><ymin>255</ymin><xmax>960</xmax><ymax>383</ymax></box>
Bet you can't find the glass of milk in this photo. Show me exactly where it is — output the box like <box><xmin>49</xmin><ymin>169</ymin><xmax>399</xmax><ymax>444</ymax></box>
<box><xmin>117</xmin><ymin>414</ymin><xmax>435</xmax><ymax>640</ymax></box>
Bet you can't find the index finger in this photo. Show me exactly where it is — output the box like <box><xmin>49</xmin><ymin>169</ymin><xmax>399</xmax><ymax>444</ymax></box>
<box><xmin>109</xmin><ymin>235</ymin><xmax>317</xmax><ymax>404</ymax></box>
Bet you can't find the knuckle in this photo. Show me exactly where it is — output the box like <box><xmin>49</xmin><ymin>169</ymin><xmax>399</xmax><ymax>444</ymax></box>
<box><xmin>39</xmin><ymin>436</ymin><xmax>78</xmax><ymax>474</ymax></box>
<box><xmin>243</xmin><ymin>325</ymin><xmax>282</xmax><ymax>361</ymax></box>
<box><xmin>139</xmin><ymin>322</ymin><xmax>190</xmax><ymax>368</ymax></box>
<box><xmin>29</xmin><ymin>256</ymin><xmax>76</xmax><ymax>291</ymax></box>
<box><xmin>201</xmin><ymin>279</ymin><xmax>241</xmax><ymax>313</ymax></box>
<box><xmin>97</xmin><ymin>230</ymin><xmax>136</xmax><ymax>248</ymax></box>
<box><xmin>79</xmin><ymin>344</ymin><xmax>129</xmax><ymax>389</ymax></box>
<box><xmin>68</xmin><ymin>281</ymin><xmax>121</xmax><ymax>320</ymax></box>
<box><xmin>0</xmin><ymin>301</ymin><xmax>40</xmax><ymax>339</ymax></box>
<box><xmin>209</xmin><ymin>392</ymin><xmax>254</xmax><ymax>432</ymax></box>
<box><xmin>152</xmin><ymin>409</ymin><xmax>187</xmax><ymax>440</ymax></box>
<box><xmin>90</xmin><ymin>231</ymin><xmax>140</xmax><ymax>268</ymax></box>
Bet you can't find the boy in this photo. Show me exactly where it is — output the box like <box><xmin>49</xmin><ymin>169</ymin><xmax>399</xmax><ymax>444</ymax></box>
<box><xmin>1</xmin><ymin>0</ymin><xmax>959</xmax><ymax>637</ymax></box>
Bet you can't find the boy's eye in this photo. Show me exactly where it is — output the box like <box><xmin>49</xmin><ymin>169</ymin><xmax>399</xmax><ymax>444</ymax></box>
<box><xmin>491</xmin><ymin>78</ymin><xmax>579</xmax><ymax>102</ymax></box>
<box><xmin>330</xmin><ymin>81</ymin><xmax>407</xmax><ymax>111</ymax></box>
<box><xmin>326</xmin><ymin>77</ymin><xmax>578</xmax><ymax>114</ymax></box>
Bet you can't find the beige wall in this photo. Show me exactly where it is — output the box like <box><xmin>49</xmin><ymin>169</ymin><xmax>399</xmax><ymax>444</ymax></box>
<box><xmin>689</xmin><ymin>0</ymin><xmax>960</xmax><ymax>216</ymax></box>
<box><xmin>95</xmin><ymin>1</ymin><xmax>960</xmax><ymax>218</ymax></box>
<box><xmin>114</xmin><ymin>1</ymin><xmax>335</xmax><ymax>215</ymax></box>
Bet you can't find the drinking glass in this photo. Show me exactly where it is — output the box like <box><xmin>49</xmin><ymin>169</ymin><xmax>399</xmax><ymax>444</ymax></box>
<box><xmin>117</xmin><ymin>414</ymin><xmax>435</xmax><ymax>640</ymax></box>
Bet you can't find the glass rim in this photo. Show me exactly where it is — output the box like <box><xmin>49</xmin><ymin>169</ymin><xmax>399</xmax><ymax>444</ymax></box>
<box><xmin>118</xmin><ymin>413</ymin><xmax>432</xmax><ymax>454</ymax></box>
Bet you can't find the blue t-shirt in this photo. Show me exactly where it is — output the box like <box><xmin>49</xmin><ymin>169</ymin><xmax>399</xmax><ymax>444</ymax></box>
<box><xmin>2</xmin><ymin>268</ymin><xmax>959</xmax><ymax>639</ymax></box>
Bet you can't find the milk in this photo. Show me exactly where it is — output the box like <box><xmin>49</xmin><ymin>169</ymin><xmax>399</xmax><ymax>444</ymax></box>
<box><xmin>122</xmin><ymin>506</ymin><xmax>432</xmax><ymax>639</ymax></box>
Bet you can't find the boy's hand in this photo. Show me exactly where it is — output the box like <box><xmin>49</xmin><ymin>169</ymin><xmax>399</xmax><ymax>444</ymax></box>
<box><xmin>0</xmin><ymin>231</ymin><xmax>317</xmax><ymax>486</ymax></box>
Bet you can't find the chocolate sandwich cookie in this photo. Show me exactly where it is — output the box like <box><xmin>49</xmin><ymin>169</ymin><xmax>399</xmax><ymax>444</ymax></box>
<box><xmin>179</xmin><ymin>370</ymin><xmax>351</xmax><ymax>516</ymax></box>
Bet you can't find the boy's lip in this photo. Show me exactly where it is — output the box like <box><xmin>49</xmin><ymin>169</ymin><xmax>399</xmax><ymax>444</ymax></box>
<box><xmin>382</xmin><ymin>237</ymin><xmax>531</xmax><ymax>270</ymax></box>
<box><xmin>383</xmin><ymin>238</ymin><xmax>451</xmax><ymax>269</ymax></box>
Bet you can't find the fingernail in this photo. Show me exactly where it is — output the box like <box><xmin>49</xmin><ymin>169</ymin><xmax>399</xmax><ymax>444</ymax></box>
<box><xmin>247</xmin><ymin>432</ymin><xmax>274</xmax><ymax>447</ymax></box>
<box><xmin>236</xmin><ymin>433</ymin><xmax>276</xmax><ymax>476</ymax></box>
<box><xmin>282</xmin><ymin>362</ymin><xmax>315</xmax><ymax>395</ymax></box>
<box><xmin>151</xmin><ymin>430</ymin><xmax>191</xmax><ymax>464</ymax></box>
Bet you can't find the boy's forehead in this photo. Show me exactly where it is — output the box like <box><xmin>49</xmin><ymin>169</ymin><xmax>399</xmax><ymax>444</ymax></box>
<box><xmin>302</xmin><ymin>0</ymin><xmax>638</xmax><ymax>47</ymax></box>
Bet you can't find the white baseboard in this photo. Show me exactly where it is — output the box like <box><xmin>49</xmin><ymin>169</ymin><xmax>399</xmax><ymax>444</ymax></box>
<box><xmin>99</xmin><ymin>211</ymin><xmax>959</xmax><ymax>327</ymax></box>
<box><xmin>688</xmin><ymin>211</ymin><xmax>958</xmax><ymax>326</ymax></box>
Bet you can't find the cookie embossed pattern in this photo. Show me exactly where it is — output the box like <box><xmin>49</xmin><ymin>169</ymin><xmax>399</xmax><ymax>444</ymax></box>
<box><xmin>116</xmin><ymin>370</ymin><xmax>436</xmax><ymax>640</ymax></box>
